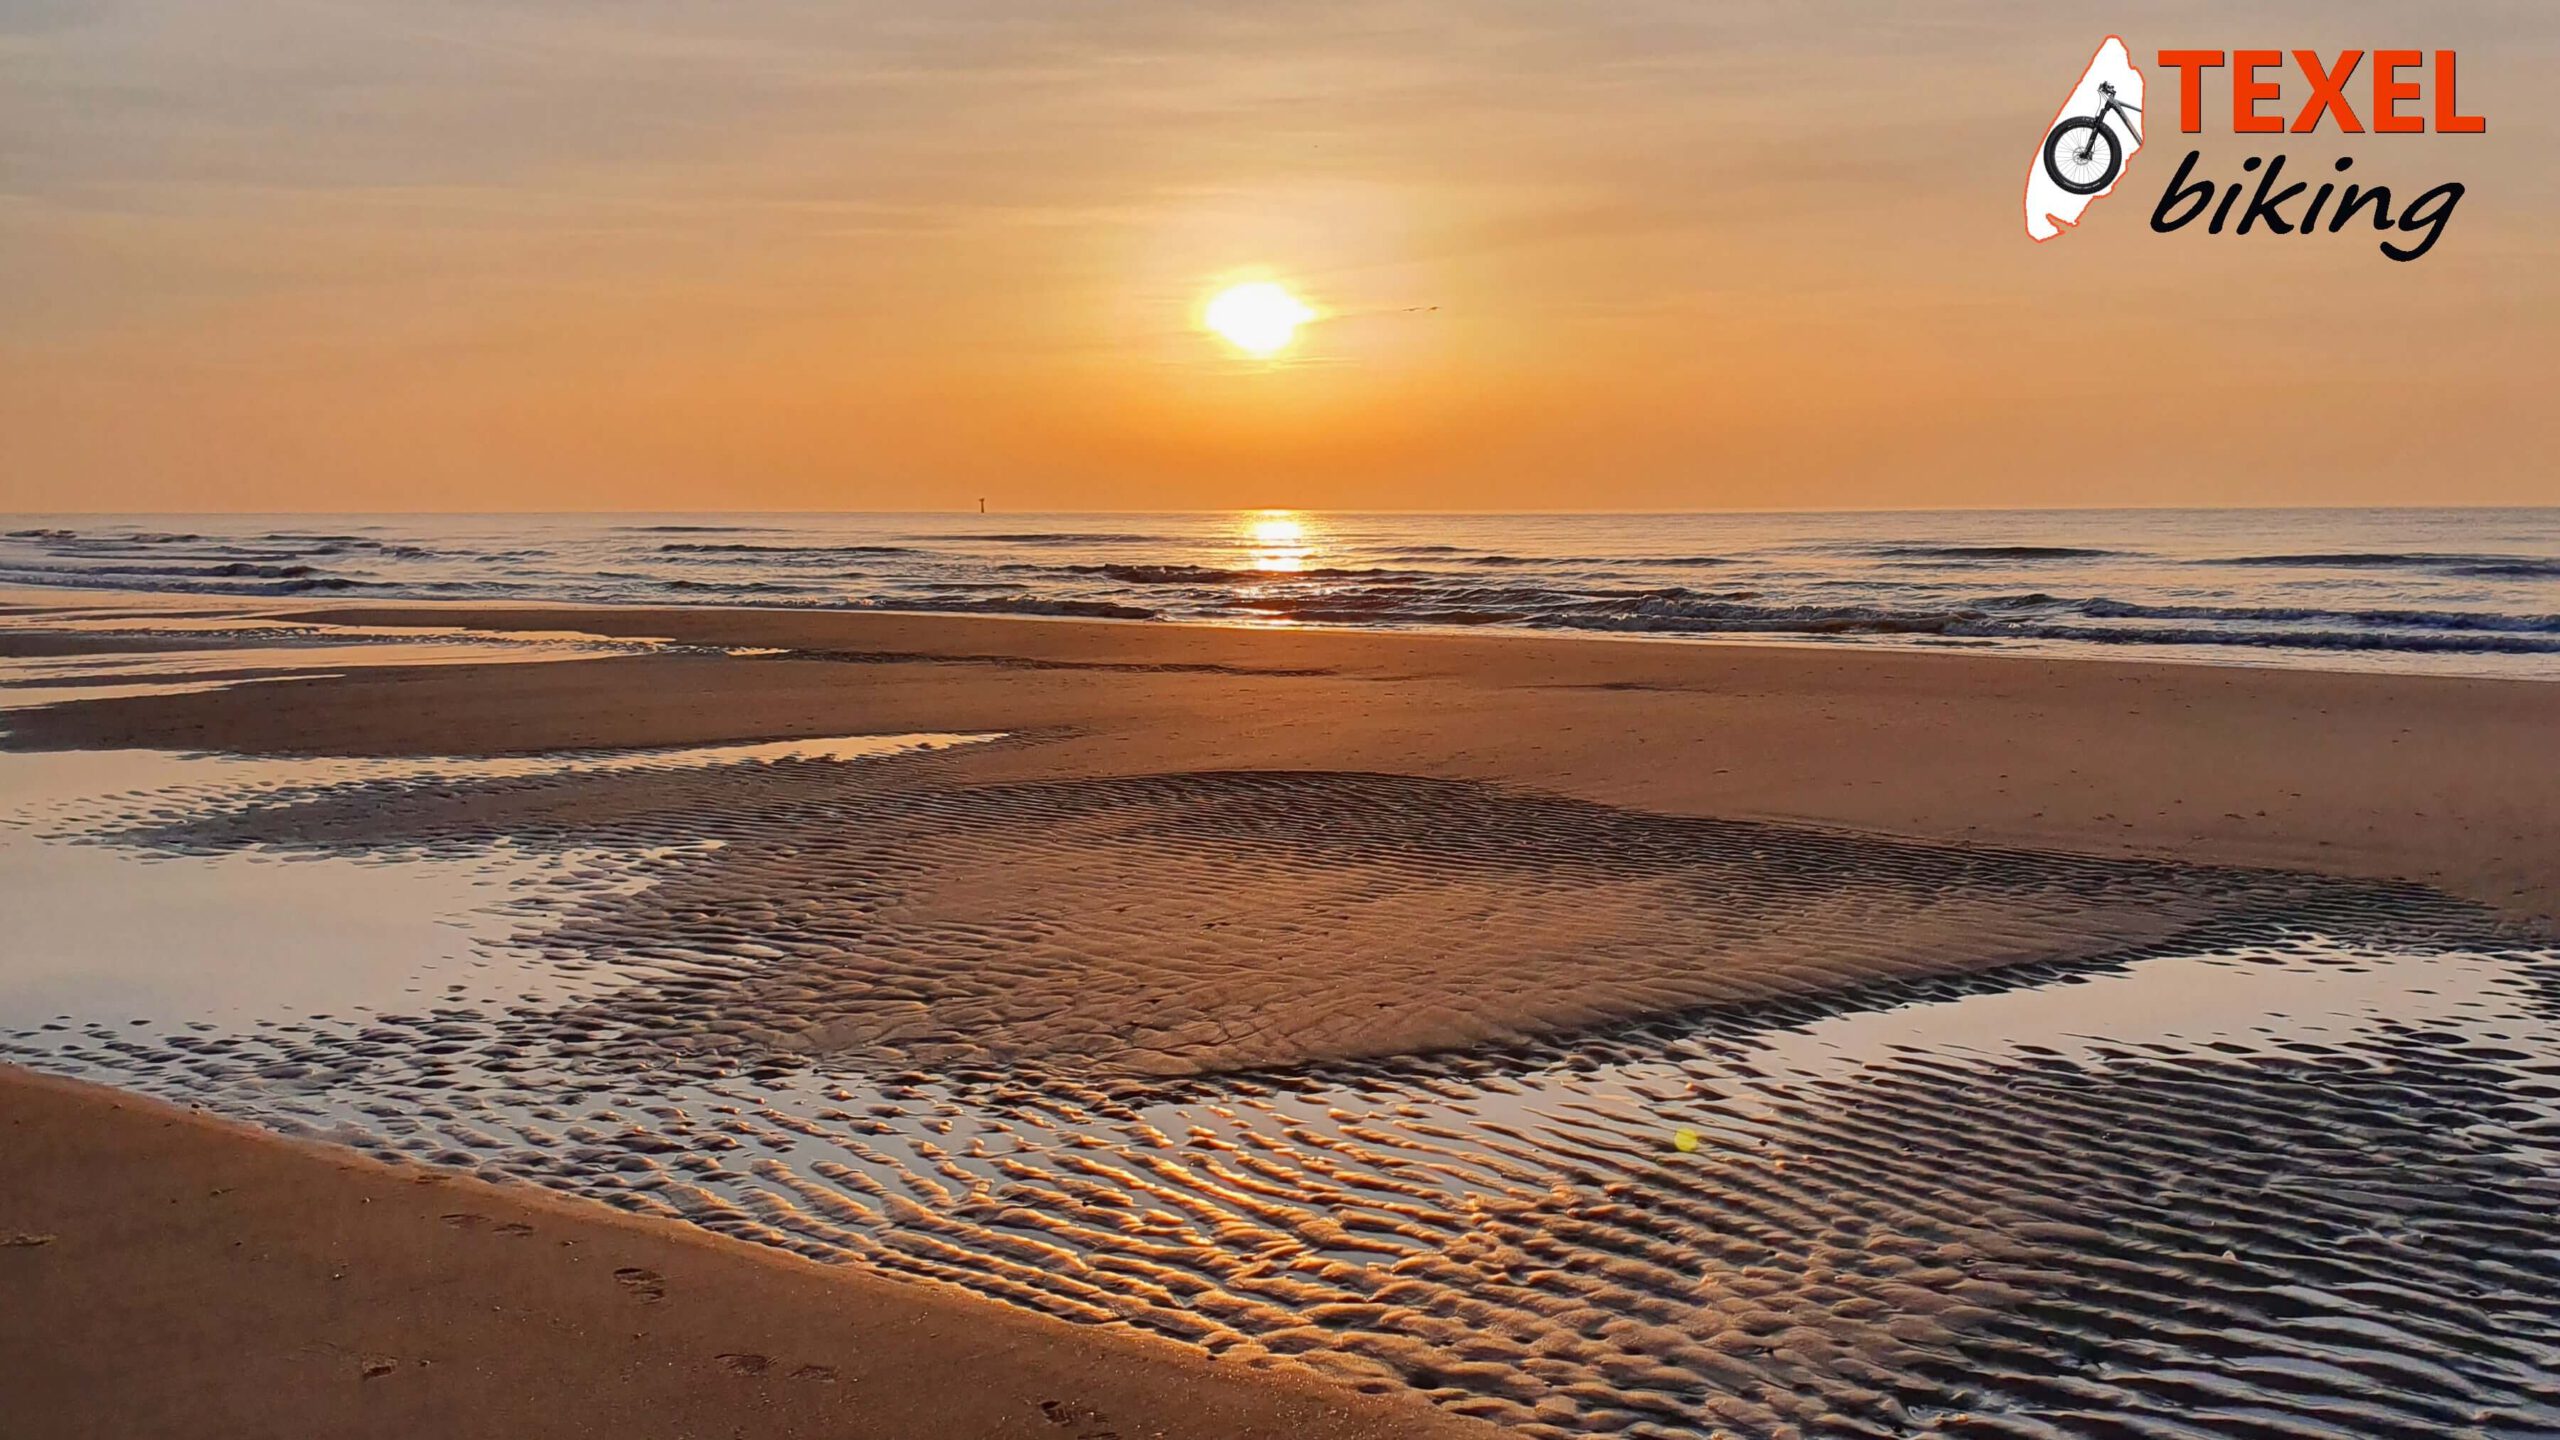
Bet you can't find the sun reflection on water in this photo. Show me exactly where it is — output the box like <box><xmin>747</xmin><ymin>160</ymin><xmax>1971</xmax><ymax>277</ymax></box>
<box><xmin>1242</xmin><ymin>511</ymin><xmax>1314</xmax><ymax>574</ymax></box>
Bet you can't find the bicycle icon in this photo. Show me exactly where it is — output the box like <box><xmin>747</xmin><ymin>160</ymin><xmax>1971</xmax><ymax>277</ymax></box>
<box><xmin>2042</xmin><ymin>81</ymin><xmax>2143</xmax><ymax>194</ymax></box>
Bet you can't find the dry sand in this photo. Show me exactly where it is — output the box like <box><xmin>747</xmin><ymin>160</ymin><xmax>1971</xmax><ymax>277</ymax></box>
<box><xmin>0</xmin><ymin>1065</ymin><xmax>1490</xmax><ymax>1440</ymax></box>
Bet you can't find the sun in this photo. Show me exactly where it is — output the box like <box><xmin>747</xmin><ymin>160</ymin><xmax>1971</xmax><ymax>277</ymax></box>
<box><xmin>1204</xmin><ymin>282</ymin><xmax>1314</xmax><ymax>358</ymax></box>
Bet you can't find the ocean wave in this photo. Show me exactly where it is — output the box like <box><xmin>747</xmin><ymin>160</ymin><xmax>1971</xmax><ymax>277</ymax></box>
<box><xmin>3</xmin><ymin>529</ymin><xmax>440</xmax><ymax>565</ymax></box>
<box><xmin>28</xmin><ymin>530</ymin><xmax>210</xmax><ymax>547</ymax></box>
<box><xmin>663</xmin><ymin>578</ymin><xmax>821</xmax><ymax>594</ymax></box>
<box><xmin>1226</xmin><ymin>583</ymin><xmax>1641</xmax><ymax>628</ymax></box>
<box><xmin>1049</xmin><ymin>563</ymin><xmax>1427</xmax><ymax>586</ymax></box>
<box><xmin>0</xmin><ymin>559</ymin><xmax>369</xmax><ymax>585</ymax></box>
<box><xmin>2076</xmin><ymin>597</ymin><xmax>2560</xmax><ymax>634</ymax></box>
<box><xmin>855</xmin><ymin>596</ymin><xmax>1157</xmax><ymax>620</ymax></box>
<box><xmin>658</xmin><ymin>542</ymin><xmax>917</xmax><ymax>557</ymax></box>
<box><xmin>204</xmin><ymin>562</ymin><xmax>325</xmax><ymax>579</ymax></box>
<box><xmin>250</xmin><ymin>575</ymin><xmax>381</xmax><ymax>594</ymax></box>
<box><xmin>1541</xmin><ymin>594</ymin><xmax>2560</xmax><ymax>653</ymax></box>
<box><xmin>1359</xmin><ymin>545</ymin><xmax>1739</xmax><ymax>566</ymax></box>
<box><xmin>927</xmin><ymin>532</ymin><xmax>1171</xmax><ymax>546</ymax></box>
<box><xmin>420</xmin><ymin>579</ymin><xmax>539</xmax><ymax>593</ymax></box>
<box><xmin>1242</xmin><ymin>604</ymin><xmax>1524</xmax><ymax>626</ymax></box>
<box><xmin>11</xmin><ymin>531</ymin><xmax>213</xmax><ymax>554</ymax></box>
<box><xmin>1229</xmin><ymin>594</ymin><xmax>1530</xmax><ymax>625</ymax></box>
<box><xmin>1984</xmin><ymin>622</ymin><xmax>2560</xmax><ymax>655</ymax></box>
<box><xmin>619</xmin><ymin>524</ymin><xmax>776</xmax><ymax>534</ymax></box>
<box><xmin>1561</xmin><ymin>596</ymin><xmax>1961</xmax><ymax>636</ymax></box>
<box><xmin>1864</xmin><ymin>544</ymin><xmax>2128</xmax><ymax>560</ymax></box>
<box><xmin>0</xmin><ymin>567</ymin><xmax>385</xmax><ymax>597</ymax></box>
<box><xmin>1069</xmin><ymin>563</ymin><xmax>1251</xmax><ymax>585</ymax></box>
<box><xmin>2220</xmin><ymin>551</ymin><xmax>2560</xmax><ymax>579</ymax></box>
<box><xmin>269</xmin><ymin>536</ymin><xmax>439</xmax><ymax>560</ymax></box>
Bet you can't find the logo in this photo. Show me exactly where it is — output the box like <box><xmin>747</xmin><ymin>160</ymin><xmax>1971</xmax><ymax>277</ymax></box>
<box><xmin>2026</xmin><ymin>45</ymin><xmax>2483</xmax><ymax>261</ymax></box>
<box><xmin>2027</xmin><ymin>37</ymin><xmax>2145</xmax><ymax>241</ymax></box>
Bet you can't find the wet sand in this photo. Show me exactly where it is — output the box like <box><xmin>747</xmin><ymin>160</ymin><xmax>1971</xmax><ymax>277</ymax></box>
<box><xmin>0</xmin><ymin>1065</ymin><xmax>1488</xmax><ymax>1440</ymax></box>
<box><xmin>12</xmin><ymin>598</ymin><xmax>2556</xmax><ymax>925</ymax></box>
<box><xmin>5</xmin><ymin>594</ymin><xmax>2559</xmax><ymax>1436</ymax></box>
<box><xmin>6</xmin><ymin>597</ymin><xmax>2556</xmax><ymax>1078</ymax></box>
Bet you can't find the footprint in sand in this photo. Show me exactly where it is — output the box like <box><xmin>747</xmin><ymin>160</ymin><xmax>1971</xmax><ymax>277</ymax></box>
<box><xmin>791</xmin><ymin>1363</ymin><xmax>838</xmax><ymax>1383</ymax></box>
<box><xmin>1</xmin><ymin>1232</ymin><xmax>58</xmax><ymax>1248</ymax></box>
<box><xmin>359</xmin><ymin>1356</ymin><xmax>401</xmax><ymax>1380</ymax></box>
<box><xmin>440</xmin><ymin>1212</ymin><xmax>535</xmax><ymax>1236</ymax></box>
<box><xmin>1039</xmin><ymin>1398</ymin><xmax>1123</xmax><ymax>1440</ymax></box>
<box><xmin>717</xmin><ymin>1352</ymin><xmax>769</xmax><ymax>1375</ymax></box>
<box><xmin>612</xmin><ymin>1266</ymin><xmax>666</xmax><ymax>1302</ymax></box>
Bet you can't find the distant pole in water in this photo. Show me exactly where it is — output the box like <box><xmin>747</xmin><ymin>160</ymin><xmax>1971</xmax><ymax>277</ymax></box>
<box><xmin>977</xmin><ymin>497</ymin><xmax>986</xmax><ymax>513</ymax></box>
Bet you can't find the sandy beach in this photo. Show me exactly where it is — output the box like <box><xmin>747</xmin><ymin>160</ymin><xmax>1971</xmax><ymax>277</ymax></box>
<box><xmin>5</xmin><ymin>594</ymin><xmax>2558</xmax><ymax>1436</ymax></box>
<box><xmin>15</xmin><ymin>1</ymin><xmax>2557</xmax><ymax>1428</ymax></box>
<box><xmin>0</xmin><ymin>1065</ymin><xmax>1488</xmax><ymax>1440</ymax></box>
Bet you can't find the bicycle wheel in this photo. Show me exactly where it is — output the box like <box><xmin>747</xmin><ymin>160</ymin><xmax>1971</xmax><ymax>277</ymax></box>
<box><xmin>2043</xmin><ymin>117</ymin><xmax>2121</xmax><ymax>195</ymax></box>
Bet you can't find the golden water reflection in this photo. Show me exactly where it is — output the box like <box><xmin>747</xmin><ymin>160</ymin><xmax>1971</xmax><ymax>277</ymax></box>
<box><xmin>1242</xmin><ymin>511</ymin><xmax>1314</xmax><ymax>574</ymax></box>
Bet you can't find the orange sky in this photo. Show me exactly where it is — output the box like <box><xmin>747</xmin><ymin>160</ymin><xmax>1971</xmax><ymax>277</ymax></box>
<box><xmin>2</xmin><ymin>3</ymin><xmax>2554</xmax><ymax>512</ymax></box>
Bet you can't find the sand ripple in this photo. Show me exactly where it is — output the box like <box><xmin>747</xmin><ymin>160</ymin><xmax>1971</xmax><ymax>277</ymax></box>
<box><xmin>5</xmin><ymin>739</ymin><xmax>2558</xmax><ymax>1437</ymax></box>
<box><xmin>58</xmin><ymin>743</ymin><xmax>2513</xmax><ymax>1078</ymax></box>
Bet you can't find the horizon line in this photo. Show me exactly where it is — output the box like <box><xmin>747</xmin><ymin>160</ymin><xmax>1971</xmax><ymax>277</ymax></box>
<box><xmin>9</xmin><ymin>503</ymin><xmax>2559</xmax><ymax>520</ymax></box>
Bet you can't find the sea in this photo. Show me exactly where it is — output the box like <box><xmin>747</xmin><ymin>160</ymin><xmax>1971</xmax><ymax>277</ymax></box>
<box><xmin>5</xmin><ymin>507</ymin><xmax>2558</xmax><ymax>677</ymax></box>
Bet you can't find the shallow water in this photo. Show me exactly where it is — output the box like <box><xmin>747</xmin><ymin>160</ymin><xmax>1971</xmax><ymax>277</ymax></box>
<box><xmin>3</xmin><ymin>725</ymin><xmax>2556</xmax><ymax>1437</ymax></box>
<box><xmin>6</xmin><ymin>507</ymin><xmax>2560</xmax><ymax>676</ymax></box>
<box><xmin>0</xmin><ymin>601</ymin><xmax>670</xmax><ymax>712</ymax></box>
